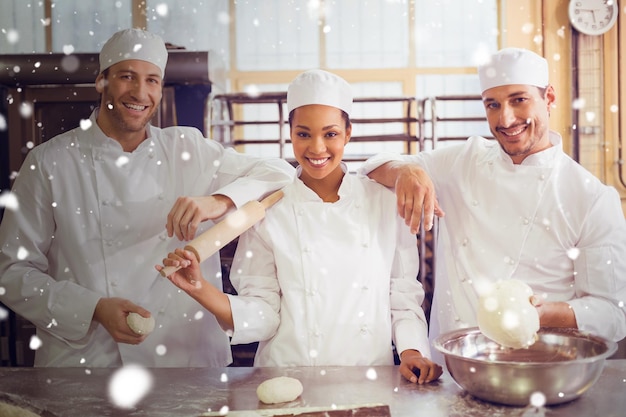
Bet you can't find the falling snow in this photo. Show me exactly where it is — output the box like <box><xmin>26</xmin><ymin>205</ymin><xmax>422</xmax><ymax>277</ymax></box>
<box><xmin>244</xmin><ymin>84</ymin><xmax>261</xmax><ymax>98</ymax></box>
<box><xmin>108</xmin><ymin>365</ymin><xmax>154</xmax><ymax>409</ymax></box>
<box><xmin>155</xmin><ymin>3</ymin><xmax>169</xmax><ymax>17</ymax></box>
<box><xmin>29</xmin><ymin>335</ymin><xmax>42</xmax><ymax>350</ymax></box>
<box><xmin>79</xmin><ymin>119</ymin><xmax>92</xmax><ymax>130</ymax></box>
<box><xmin>0</xmin><ymin>4</ymin><xmax>624</xmax><ymax>416</ymax></box>
<box><xmin>0</xmin><ymin>191</ymin><xmax>19</xmax><ymax>211</ymax></box>
<box><xmin>572</xmin><ymin>98</ymin><xmax>586</xmax><ymax>109</ymax></box>
<box><xmin>5</xmin><ymin>28</ymin><xmax>19</xmax><ymax>44</ymax></box>
<box><xmin>529</xmin><ymin>391</ymin><xmax>546</xmax><ymax>407</ymax></box>
<box><xmin>115</xmin><ymin>155</ymin><xmax>130</xmax><ymax>167</ymax></box>
<box><xmin>19</xmin><ymin>102</ymin><xmax>33</xmax><ymax>118</ymax></box>
<box><xmin>16</xmin><ymin>246</ymin><xmax>29</xmax><ymax>261</ymax></box>
<box><xmin>566</xmin><ymin>248</ymin><xmax>580</xmax><ymax>260</ymax></box>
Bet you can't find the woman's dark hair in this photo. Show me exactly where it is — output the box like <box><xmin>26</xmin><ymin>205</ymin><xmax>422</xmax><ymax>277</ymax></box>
<box><xmin>288</xmin><ymin>108</ymin><xmax>351</xmax><ymax>130</ymax></box>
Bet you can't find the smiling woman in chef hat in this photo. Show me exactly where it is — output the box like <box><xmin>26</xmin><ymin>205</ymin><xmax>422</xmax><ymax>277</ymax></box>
<box><xmin>285</xmin><ymin>69</ymin><xmax>353</xmax><ymax>202</ymax></box>
<box><xmin>161</xmin><ymin>68</ymin><xmax>443</xmax><ymax>384</ymax></box>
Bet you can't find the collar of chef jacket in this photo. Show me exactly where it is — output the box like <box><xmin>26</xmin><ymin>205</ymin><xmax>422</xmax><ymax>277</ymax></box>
<box><xmin>294</xmin><ymin>162</ymin><xmax>351</xmax><ymax>201</ymax></box>
<box><xmin>88</xmin><ymin>108</ymin><xmax>153</xmax><ymax>153</ymax></box>
<box><xmin>494</xmin><ymin>130</ymin><xmax>563</xmax><ymax>167</ymax></box>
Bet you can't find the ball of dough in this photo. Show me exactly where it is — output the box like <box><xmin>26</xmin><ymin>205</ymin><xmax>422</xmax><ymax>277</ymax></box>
<box><xmin>477</xmin><ymin>279</ymin><xmax>539</xmax><ymax>349</ymax></box>
<box><xmin>126</xmin><ymin>312</ymin><xmax>155</xmax><ymax>335</ymax></box>
<box><xmin>256</xmin><ymin>376</ymin><xmax>303</xmax><ymax>404</ymax></box>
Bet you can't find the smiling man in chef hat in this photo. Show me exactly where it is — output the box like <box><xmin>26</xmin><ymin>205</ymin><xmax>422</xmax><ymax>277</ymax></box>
<box><xmin>477</xmin><ymin>47</ymin><xmax>555</xmax><ymax>165</ymax></box>
<box><xmin>95</xmin><ymin>28</ymin><xmax>168</xmax><ymax>152</ymax></box>
<box><xmin>359</xmin><ymin>47</ymin><xmax>626</xmax><ymax>360</ymax></box>
<box><xmin>0</xmin><ymin>25</ymin><xmax>295</xmax><ymax>368</ymax></box>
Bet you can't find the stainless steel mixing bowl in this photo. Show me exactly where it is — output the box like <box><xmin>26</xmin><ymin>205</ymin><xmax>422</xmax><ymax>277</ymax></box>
<box><xmin>434</xmin><ymin>327</ymin><xmax>617</xmax><ymax>406</ymax></box>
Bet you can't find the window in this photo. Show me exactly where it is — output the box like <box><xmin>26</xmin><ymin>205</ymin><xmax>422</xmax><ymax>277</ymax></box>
<box><xmin>415</xmin><ymin>0</ymin><xmax>498</xmax><ymax>67</ymax></box>
<box><xmin>236</xmin><ymin>0</ymin><xmax>319</xmax><ymax>71</ymax></box>
<box><xmin>51</xmin><ymin>1</ymin><xmax>132</xmax><ymax>52</ymax></box>
<box><xmin>1</xmin><ymin>0</ymin><xmax>46</xmax><ymax>53</ymax></box>
<box><xmin>2</xmin><ymin>0</ymin><xmax>499</xmax><ymax>159</ymax></box>
<box><xmin>230</xmin><ymin>0</ymin><xmax>498</xmax><ymax>157</ymax></box>
<box><xmin>325</xmin><ymin>0</ymin><xmax>409</xmax><ymax>68</ymax></box>
<box><xmin>147</xmin><ymin>0</ymin><xmax>230</xmax><ymax>66</ymax></box>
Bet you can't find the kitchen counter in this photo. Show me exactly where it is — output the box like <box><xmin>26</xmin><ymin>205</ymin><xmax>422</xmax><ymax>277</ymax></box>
<box><xmin>1</xmin><ymin>360</ymin><xmax>625</xmax><ymax>417</ymax></box>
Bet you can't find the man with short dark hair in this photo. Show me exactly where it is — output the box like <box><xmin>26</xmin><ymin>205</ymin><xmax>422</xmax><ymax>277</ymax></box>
<box><xmin>0</xmin><ymin>28</ymin><xmax>294</xmax><ymax>367</ymax></box>
<box><xmin>362</xmin><ymin>48</ymin><xmax>626</xmax><ymax>361</ymax></box>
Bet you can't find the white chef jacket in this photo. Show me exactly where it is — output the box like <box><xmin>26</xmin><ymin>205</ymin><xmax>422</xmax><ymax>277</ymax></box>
<box><xmin>227</xmin><ymin>164</ymin><xmax>431</xmax><ymax>366</ymax></box>
<box><xmin>360</xmin><ymin>132</ymin><xmax>626</xmax><ymax>360</ymax></box>
<box><xmin>0</xmin><ymin>109</ymin><xmax>294</xmax><ymax>367</ymax></box>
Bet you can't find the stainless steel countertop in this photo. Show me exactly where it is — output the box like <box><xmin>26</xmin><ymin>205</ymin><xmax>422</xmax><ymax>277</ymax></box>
<box><xmin>1</xmin><ymin>360</ymin><xmax>625</xmax><ymax>417</ymax></box>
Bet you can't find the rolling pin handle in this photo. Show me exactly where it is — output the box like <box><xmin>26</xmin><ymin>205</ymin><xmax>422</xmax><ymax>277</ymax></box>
<box><xmin>159</xmin><ymin>245</ymin><xmax>200</xmax><ymax>277</ymax></box>
<box><xmin>159</xmin><ymin>264</ymin><xmax>182</xmax><ymax>277</ymax></box>
<box><xmin>159</xmin><ymin>191</ymin><xmax>283</xmax><ymax>278</ymax></box>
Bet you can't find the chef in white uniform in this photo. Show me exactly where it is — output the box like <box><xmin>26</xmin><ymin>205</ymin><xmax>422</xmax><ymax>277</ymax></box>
<box><xmin>360</xmin><ymin>48</ymin><xmax>626</xmax><ymax>361</ymax></box>
<box><xmin>0</xmin><ymin>29</ymin><xmax>294</xmax><ymax>367</ymax></box>
<box><xmin>161</xmin><ymin>69</ymin><xmax>443</xmax><ymax>384</ymax></box>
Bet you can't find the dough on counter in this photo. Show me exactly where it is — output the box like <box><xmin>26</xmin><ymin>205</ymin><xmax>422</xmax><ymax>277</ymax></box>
<box><xmin>477</xmin><ymin>279</ymin><xmax>539</xmax><ymax>349</ymax></box>
<box><xmin>126</xmin><ymin>312</ymin><xmax>155</xmax><ymax>335</ymax></box>
<box><xmin>256</xmin><ymin>376</ymin><xmax>303</xmax><ymax>404</ymax></box>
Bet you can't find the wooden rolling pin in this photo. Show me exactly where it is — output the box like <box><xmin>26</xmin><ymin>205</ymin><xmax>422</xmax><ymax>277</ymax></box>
<box><xmin>159</xmin><ymin>190</ymin><xmax>284</xmax><ymax>277</ymax></box>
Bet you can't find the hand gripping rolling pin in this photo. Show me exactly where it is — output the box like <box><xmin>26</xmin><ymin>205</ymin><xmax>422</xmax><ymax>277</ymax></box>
<box><xmin>159</xmin><ymin>190</ymin><xmax>284</xmax><ymax>277</ymax></box>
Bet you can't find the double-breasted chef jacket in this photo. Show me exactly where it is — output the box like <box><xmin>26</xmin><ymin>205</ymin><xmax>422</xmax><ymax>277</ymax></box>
<box><xmin>228</xmin><ymin>165</ymin><xmax>431</xmax><ymax>366</ymax></box>
<box><xmin>361</xmin><ymin>132</ymin><xmax>626</xmax><ymax>362</ymax></box>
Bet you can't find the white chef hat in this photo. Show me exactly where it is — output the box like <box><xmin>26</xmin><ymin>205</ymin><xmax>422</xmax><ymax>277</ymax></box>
<box><xmin>287</xmin><ymin>69</ymin><xmax>353</xmax><ymax>116</ymax></box>
<box><xmin>99</xmin><ymin>28</ymin><xmax>168</xmax><ymax>76</ymax></box>
<box><xmin>478</xmin><ymin>48</ymin><xmax>549</xmax><ymax>93</ymax></box>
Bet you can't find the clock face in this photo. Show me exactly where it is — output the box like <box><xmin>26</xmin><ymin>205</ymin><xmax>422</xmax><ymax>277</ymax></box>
<box><xmin>568</xmin><ymin>0</ymin><xmax>619</xmax><ymax>35</ymax></box>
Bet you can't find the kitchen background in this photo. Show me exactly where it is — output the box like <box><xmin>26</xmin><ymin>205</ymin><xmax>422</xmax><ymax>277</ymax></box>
<box><xmin>0</xmin><ymin>0</ymin><xmax>624</xmax><ymax>365</ymax></box>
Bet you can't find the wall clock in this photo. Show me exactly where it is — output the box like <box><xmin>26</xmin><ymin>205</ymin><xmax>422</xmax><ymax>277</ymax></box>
<box><xmin>568</xmin><ymin>0</ymin><xmax>619</xmax><ymax>35</ymax></box>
